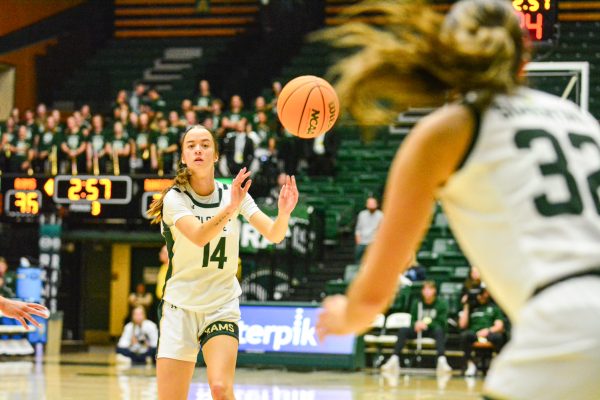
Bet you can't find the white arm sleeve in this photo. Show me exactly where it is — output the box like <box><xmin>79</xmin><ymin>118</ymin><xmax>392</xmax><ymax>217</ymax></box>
<box><xmin>239</xmin><ymin>192</ymin><xmax>260</xmax><ymax>221</ymax></box>
<box><xmin>118</xmin><ymin>323</ymin><xmax>133</xmax><ymax>348</ymax></box>
<box><xmin>162</xmin><ymin>189</ymin><xmax>193</xmax><ymax>226</ymax></box>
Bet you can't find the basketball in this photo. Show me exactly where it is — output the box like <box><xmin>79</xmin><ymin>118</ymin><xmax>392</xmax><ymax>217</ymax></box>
<box><xmin>276</xmin><ymin>75</ymin><xmax>340</xmax><ymax>139</ymax></box>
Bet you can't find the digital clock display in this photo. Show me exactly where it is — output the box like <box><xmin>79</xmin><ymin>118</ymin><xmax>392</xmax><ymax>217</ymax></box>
<box><xmin>5</xmin><ymin>190</ymin><xmax>42</xmax><ymax>217</ymax></box>
<box><xmin>513</xmin><ymin>0</ymin><xmax>557</xmax><ymax>41</ymax></box>
<box><xmin>53</xmin><ymin>175</ymin><xmax>132</xmax><ymax>204</ymax></box>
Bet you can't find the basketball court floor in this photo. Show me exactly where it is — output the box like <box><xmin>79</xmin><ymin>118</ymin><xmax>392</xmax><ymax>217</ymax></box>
<box><xmin>0</xmin><ymin>348</ymin><xmax>485</xmax><ymax>400</ymax></box>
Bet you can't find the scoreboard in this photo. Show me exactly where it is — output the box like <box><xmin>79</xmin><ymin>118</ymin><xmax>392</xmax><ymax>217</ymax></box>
<box><xmin>0</xmin><ymin>175</ymin><xmax>234</xmax><ymax>222</ymax></box>
<box><xmin>513</xmin><ymin>0</ymin><xmax>558</xmax><ymax>42</ymax></box>
<box><xmin>0</xmin><ymin>175</ymin><xmax>173</xmax><ymax>221</ymax></box>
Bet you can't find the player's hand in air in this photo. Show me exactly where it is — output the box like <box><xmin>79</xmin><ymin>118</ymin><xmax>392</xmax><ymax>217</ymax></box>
<box><xmin>229</xmin><ymin>167</ymin><xmax>252</xmax><ymax>211</ymax></box>
<box><xmin>316</xmin><ymin>295</ymin><xmax>352</xmax><ymax>341</ymax></box>
<box><xmin>277</xmin><ymin>175</ymin><xmax>299</xmax><ymax>216</ymax></box>
<box><xmin>0</xmin><ymin>296</ymin><xmax>49</xmax><ymax>329</ymax></box>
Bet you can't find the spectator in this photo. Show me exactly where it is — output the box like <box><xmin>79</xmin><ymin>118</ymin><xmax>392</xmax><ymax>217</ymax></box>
<box><xmin>116</xmin><ymin>305</ymin><xmax>158</xmax><ymax>366</ymax></box>
<box><xmin>23</xmin><ymin>109</ymin><xmax>39</xmax><ymax>145</ymax></box>
<box><xmin>221</xmin><ymin>119</ymin><xmax>254</xmax><ymax>176</ymax></box>
<box><xmin>252</xmin><ymin>96</ymin><xmax>270</xmax><ymax>126</ymax></box>
<box><xmin>461</xmin><ymin>266</ymin><xmax>483</xmax><ymax>306</ymax></box>
<box><xmin>222</xmin><ymin>95</ymin><xmax>247</xmax><ymax>131</ymax></box>
<box><xmin>193</xmin><ymin>79</ymin><xmax>213</xmax><ymax>121</ymax></box>
<box><xmin>0</xmin><ymin>276</ymin><xmax>15</xmax><ymax>298</ymax></box>
<box><xmin>153</xmin><ymin>119</ymin><xmax>178</xmax><ymax>175</ymax></box>
<box><xmin>60</xmin><ymin>116</ymin><xmax>86</xmax><ymax>174</ymax></box>
<box><xmin>0</xmin><ymin>117</ymin><xmax>17</xmax><ymax>172</ymax></box>
<box><xmin>148</xmin><ymin>88</ymin><xmax>167</xmax><ymax>115</ymax></box>
<box><xmin>80</xmin><ymin>104</ymin><xmax>92</xmax><ymax>127</ymax></box>
<box><xmin>112</xmin><ymin>89</ymin><xmax>129</xmax><ymax>113</ymax></box>
<box><xmin>35</xmin><ymin>115</ymin><xmax>60</xmax><ymax>174</ymax></box>
<box><xmin>304</xmin><ymin>131</ymin><xmax>339</xmax><ymax>176</ymax></box>
<box><xmin>381</xmin><ymin>281</ymin><xmax>452</xmax><ymax>374</ymax></box>
<box><xmin>209</xmin><ymin>99</ymin><xmax>225</xmax><ymax>138</ymax></box>
<box><xmin>35</xmin><ymin>103</ymin><xmax>48</xmax><ymax>130</ymax></box>
<box><xmin>0</xmin><ymin>257</ymin><xmax>16</xmax><ymax>295</ymax></box>
<box><xmin>51</xmin><ymin>109</ymin><xmax>64</xmax><ymax>132</ymax></box>
<box><xmin>128</xmin><ymin>283</ymin><xmax>153</xmax><ymax>312</ymax></box>
<box><xmin>73</xmin><ymin>110</ymin><xmax>90</xmax><ymax>134</ymax></box>
<box><xmin>9</xmin><ymin>125</ymin><xmax>33</xmax><ymax>173</ymax></box>
<box><xmin>155</xmin><ymin>245</ymin><xmax>169</xmax><ymax>300</ymax></box>
<box><xmin>87</xmin><ymin>115</ymin><xmax>109</xmax><ymax>174</ymax></box>
<box><xmin>130</xmin><ymin>83</ymin><xmax>146</xmax><ymax>115</ymax></box>
<box><xmin>267</xmin><ymin>81</ymin><xmax>282</xmax><ymax>114</ymax></box>
<box><xmin>184</xmin><ymin>110</ymin><xmax>198</xmax><ymax>131</ymax></box>
<box><xmin>132</xmin><ymin>112</ymin><xmax>156</xmax><ymax>173</ymax></box>
<box><xmin>168</xmin><ymin>111</ymin><xmax>183</xmax><ymax>139</ymax></box>
<box><xmin>180</xmin><ymin>99</ymin><xmax>194</xmax><ymax>123</ymax></box>
<box><xmin>459</xmin><ymin>287</ymin><xmax>505</xmax><ymax>377</ymax></box>
<box><xmin>106</xmin><ymin>121</ymin><xmax>131</xmax><ymax>175</ymax></box>
<box><xmin>254</xmin><ymin>111</ymin><xmax>276</xmax><ymax>155</ymax></box>
<box><xmin>10</xmin><ymin>107</ymin><xmax>20</xmax><ymax>124</ymax></box>
<box><xmin>354</xmin><ymin>197</ymin><xmax>383</xmax><ymax>263</ymax></box>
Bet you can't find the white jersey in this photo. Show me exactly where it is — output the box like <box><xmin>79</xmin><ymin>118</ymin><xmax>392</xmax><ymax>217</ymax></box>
<box><xmin>161</xmin><ymin>180</ymin><xmax>259</xmax><ymax>312</ymax></box>
<box><xmin>438</xmin><ymin>87</ymin><xmax>600</xmax><ymax>321</ymax></box>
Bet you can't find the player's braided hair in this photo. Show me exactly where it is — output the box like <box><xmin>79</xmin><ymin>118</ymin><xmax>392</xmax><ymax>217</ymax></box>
<box><xmin>316</xmin><ymin>0</ymin><xmax>528</xmax><ymax>125</ymax></box>
<box><xmin>147</xmin><ymin>125</ymin><xmax>219</xmax><ymax>224</ymax></box>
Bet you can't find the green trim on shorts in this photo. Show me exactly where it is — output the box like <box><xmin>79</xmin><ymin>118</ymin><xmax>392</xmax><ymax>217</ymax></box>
<box><xmin>199</xmin><ymin>321</ymin><xmax>239</xmax><ymax>347</ymax></box>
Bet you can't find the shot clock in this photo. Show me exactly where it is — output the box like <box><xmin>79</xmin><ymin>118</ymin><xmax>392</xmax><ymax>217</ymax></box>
<box><xmin>512</xmin><ymin>0</ymin><xmax>558</xmax><ymax>42</ymax></box>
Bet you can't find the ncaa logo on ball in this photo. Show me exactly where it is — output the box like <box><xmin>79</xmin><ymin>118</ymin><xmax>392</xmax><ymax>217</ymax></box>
<box><xmin>306</xmin><ymin>109</ymin><xmax>320</xmax><ymax>136</ymax></box>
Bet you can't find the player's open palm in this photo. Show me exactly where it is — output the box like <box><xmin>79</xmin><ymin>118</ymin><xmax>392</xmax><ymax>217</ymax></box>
<box><xmin>229</xmin><ymin>167</ymin><xmax>252</xmax><ymax>210</ymax></box>
<box><xmin>278</xmin><ymin>175</ymin><xmax>299</xmax><ymax>216</ymax></box>
<box><xmin>0</xmin><ymin>297</ymin><xmax>49</xmax><ymax>329</ymax></box>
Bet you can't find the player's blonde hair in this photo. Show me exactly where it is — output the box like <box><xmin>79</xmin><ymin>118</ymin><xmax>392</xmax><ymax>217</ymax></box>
<box><xmin>147</xmin><ymin>125</ymin><xmax>219</xmax><ymax>224</ymax></box>
<box><xmin>318</xmin><ymin>0</ymin><xmax>527</xmax><ymax>124</ymax></box>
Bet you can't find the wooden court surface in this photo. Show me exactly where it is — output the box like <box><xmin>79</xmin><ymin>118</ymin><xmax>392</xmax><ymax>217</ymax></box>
<box><xmin>0</xmin><ymin>350</ymin><xmax>485</xmax><ymax>399</ymax></box>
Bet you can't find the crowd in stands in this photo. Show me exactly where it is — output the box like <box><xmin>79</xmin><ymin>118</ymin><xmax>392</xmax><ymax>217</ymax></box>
<box><xmin>378</xmin><ymin>266</ymin><xmax>507</xmax><ymax>377</ymax></box>
<box><xmin>0</xmin><ymin>81</ymin><xmax>339</xmax><ymax>186</ymax></box>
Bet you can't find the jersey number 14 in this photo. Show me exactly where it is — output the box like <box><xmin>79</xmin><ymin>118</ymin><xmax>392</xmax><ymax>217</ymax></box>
<box><xmin>515</xmin><ymin>129</ymin><xmax>600</xmax><ymax>217</ymax></box>
<box><xmin>202</xmin><ymin>237</ymin><xmax>228</xmax><ymax>269</ymax></box>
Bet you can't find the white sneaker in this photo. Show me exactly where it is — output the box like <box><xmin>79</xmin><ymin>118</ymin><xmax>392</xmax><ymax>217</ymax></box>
<box><xmin>465</xmin><ymin>360</ymin><xmax>477</xmax><ymax>377</ymax></box>
<box><xmin>436</xmin><ymin>355</ymin><xmax>452</xmax><ymax>374</ymax></box>
<box><xmin>116</xmin><ymin>353</ymin><xmax>132</xmax><ymax>366</ymax></box>
<box><xmin>380</xmin><ymin>355</ymin><xmax>400</xmax><ymax>374</ymax></box>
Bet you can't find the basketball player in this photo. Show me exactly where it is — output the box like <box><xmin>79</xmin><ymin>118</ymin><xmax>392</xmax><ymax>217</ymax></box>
<box><xmin>316</xmin><ymin>0</ymin><xmax>600</xmax><ymax>398</ymax></box>
<box><xmin>0</xmin><ymin>296</ymin><xmax>49</xmax><ymax>328</ymax></box>
<box><xmin>147</xmin><ymin>125</ymin><xmax>298</xmax><ymax>400</ymax></box>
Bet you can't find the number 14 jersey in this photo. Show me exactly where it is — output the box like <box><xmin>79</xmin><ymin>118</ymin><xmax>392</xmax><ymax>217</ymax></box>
<box><xmin>439</xmin><ymin>87</ymin><xmax>600</xmax><ymax>321</ymax></box>
<box><xmin>161</xmin><ymin>180</ymin><xmax>259</xmax><ymax>312</ymax></box>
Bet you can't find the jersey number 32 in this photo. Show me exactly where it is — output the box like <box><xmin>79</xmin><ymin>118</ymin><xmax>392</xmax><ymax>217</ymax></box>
<box><xmin>515</xmin><ymin>129</ymin><xmax>600</xmax><ymax>217</ymax></box>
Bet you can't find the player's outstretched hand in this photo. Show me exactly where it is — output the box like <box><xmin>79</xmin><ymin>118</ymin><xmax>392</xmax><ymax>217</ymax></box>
<box><xmin>278</xmin><ymin>175</ymin><xmax>299</xmax><ymax>216</ymax></box>
<box><xmin>0</xmin><ymin>296</ymin><xmax>49</xmax><ymax>329</ymax></box>
<box><xmin>316</xmin><ymin>294</ymin><xmax>353</xmax><ymax>341</ymax></box>
<box><xmin>229</xmin><ymin>167</ymin><xmax>252</xmax><ymax>210</ymax></box>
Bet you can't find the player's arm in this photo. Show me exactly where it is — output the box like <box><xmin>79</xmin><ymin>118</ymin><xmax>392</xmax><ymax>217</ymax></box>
<box><xmin>249</xmin><ymin>175</ymin><xmax>298</xmax><ymax>243</ymax></box>
<box><xmin>317</xmin><ymin>104</ymin><xmax>475</xmax><ymax>337</ymax></box>
<box><xmin>175</xmin><ymin>168</ymin><xmax>252</xmax><ymax>248</ymax></box>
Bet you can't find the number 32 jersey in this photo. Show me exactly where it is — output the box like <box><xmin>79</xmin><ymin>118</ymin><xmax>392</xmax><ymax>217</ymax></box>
<box><xmin>439</xmin><ymin>87</ymin><xmax>600</xmax><ymax>321</ymax></box>
<box><xmin>161</xmin><ymin>181</ymin><xmax>259</xmax><ymax>312</ymax></box>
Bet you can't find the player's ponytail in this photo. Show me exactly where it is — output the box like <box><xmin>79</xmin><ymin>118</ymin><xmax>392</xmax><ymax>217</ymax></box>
<box><xmin>147</xmin><ymin>125</ymin><xmax>218</xmax><ymax>224</ymax></box>
<box><xmin>317</xmin><ymin>0</ymin><xmax>527</xmax><ymax>125</ymax></box>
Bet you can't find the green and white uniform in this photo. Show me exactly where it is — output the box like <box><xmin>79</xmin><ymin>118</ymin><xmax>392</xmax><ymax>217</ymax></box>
<box><xmin>438</xmin><ymin>87</ymin><xmax>600</xmax><ymax>400</ymax></box>
<box><xmin>157</xmin><ymin>180</ymin><xmax>259</xmax><ymax>362</ymax></box>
